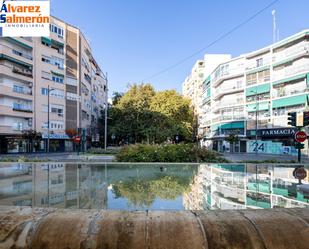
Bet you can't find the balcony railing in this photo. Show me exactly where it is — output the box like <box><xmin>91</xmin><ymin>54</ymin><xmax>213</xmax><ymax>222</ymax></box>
<box><xmin>12</xmin><ymin>85</ymin><xmax>32</xmax><ymax>95</ymax></box>
<box><xmin>12</xmin><ymin>67</ymin><xmax>33</xmax><ymax>78</ymax></box>
<box><xmin>272</xmin><ymin>64</ymin><xmax>309</xmax><ymax>82</ymax></box>
<box><xmin>272</xmin><ymin>88</ymin><xmax>308</xmax><ymax>98</ymax></box>
<box><xmin>214</xmin><ymin>84</ymin><xmax>243</xmax><ymax>98</ymax></box>
<box><xmin>273</xmin><ymin>42</ymin><xmax>309</xmax><ymax>63</ymax></box>
<box><xmin>0</xmin><ymin>44</ymin><xmax>33</xmax><ymax>61</ymax></box>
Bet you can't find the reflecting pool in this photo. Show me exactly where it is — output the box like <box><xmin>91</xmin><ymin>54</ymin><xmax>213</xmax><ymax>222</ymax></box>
<box><xmin>0</xmin><ymin>163</ymin><xmax>308</xmax><ymax>210</ymax></box>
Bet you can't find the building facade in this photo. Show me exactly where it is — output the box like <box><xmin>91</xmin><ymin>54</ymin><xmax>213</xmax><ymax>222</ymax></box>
<box><xmin>0</xmin><ymin>17</ymin><xmax>107</xmax><ymax>153</ymax></box>
<box><xmin>184</xmin><ymin>30</ymin><xmax>309</xmax><ymax>155</ymax></box>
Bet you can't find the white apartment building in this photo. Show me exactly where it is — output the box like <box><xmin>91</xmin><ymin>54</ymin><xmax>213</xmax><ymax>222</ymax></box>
<box><xmin>182</xmin><ymin>54</ymin><xmax>231</xmax><ymax>139</ymax></box>
<box><xmin>0</xmin><ymin>17</ymin><xmax>107</xmax><ymax>153</ymax></box>
<box><xmin>183</xmin><ymin>30</ymin><xmax>309</xmax><ymax>155</ymax></box>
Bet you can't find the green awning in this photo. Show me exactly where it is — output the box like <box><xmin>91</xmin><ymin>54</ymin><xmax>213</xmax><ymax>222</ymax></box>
<box><xmin>51</xmin><ymin>39</ymin><xmax>64</xmax><ymax>47</ymax></box>
<box><xmin>307</xmin><ymin>74</ymin><xmax>309</xmax><ymax>86</ymax></box>
<box><xmin>272</xmin><ymin>94</ymin><xmax>308</xmax><ymax>108</ymax></box>
<box><xmin>246</xmin><ymin>83</ymin><xmax>270</xmax><ymax>96</ymax></box>
<box><xmin>5</xmin><ymin>37</ymin><xmax>32</xmax><ymax>50</ymax></box>
<box><xmin>273</xmin><ymin>73</ymin><xmax>307</xmax><ymax>86</ymax></box>
<box><xmin>42</xmin><ymin>37</ymin><xmax>52</xmax><ymax>45</ymax></box>
<box><xmin>247</xmin><ymin>102</ymin><xmax>269</xmax><ymax>112</ymax></box>
<box><xmin>0</xmin><ymin>54</ymin><xmax>32</xmax><ymax>68</ymax></box>
<box><xmin>220</xmin><ymin>121</ymin><xmax>245</xmax><ymax>130</ymax></box>
<box><xmin>246</xmin><ymin>66</ymin><xmax>270</xmax><ymax>75</ymax></box>
<box><xmin>51</xmin><ymin>71</ymin><xmax>64</xmax><ymax>77</ymax></box>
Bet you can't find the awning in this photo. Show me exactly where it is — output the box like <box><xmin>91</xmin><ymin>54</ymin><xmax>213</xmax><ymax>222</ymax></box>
<box><xmin>246</xmin><ymin>83</ymin><xmax>270</xmax><ymax>96</ymax></box>
<box><xmin>5</xmin><ymin>37</ymin><xmax>32</xmax><ymax>50</ymax></box>
<box><xmin>51</xmin><ymin>71</ymin><xmax>64</xmax><ymax>78</ymax></box>
<box><xmin>0</xmin><ymin>54</ymin><xmax>32</xmax><ymax>68</ymax></box>
<box><xmin>51</xmin><ymin>39</ymin><xmax>64</xmax><ymax>47</ymax></box>
<box><xmin>272</xmin><ymin>94</ymin><xmax>308</xmax><ymax>108</ymax></box>
<box><xmin>247</xmin><ymin>102</ymin><xmax>269</xmax><ymax>112</ymax></box>
<box><xmin>212</xmin><ymin>121</ymin><xmax>245</xmax><ymax>131</ymax></box>
<box><xmin>273</xmin><ymin>73</ymin><xmax>307</xmax><ymax>86</ymax></box>
<box><xmin>42</xmin><ymin>37</ymin><xmax>52</xmax><ymax>45</ymax></box>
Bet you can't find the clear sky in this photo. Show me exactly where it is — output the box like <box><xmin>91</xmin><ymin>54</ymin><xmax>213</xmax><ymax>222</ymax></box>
<box><xmin>51</xmin><ymin>0</ymin><xmax>309</xmax><ymax>95</ymax></box>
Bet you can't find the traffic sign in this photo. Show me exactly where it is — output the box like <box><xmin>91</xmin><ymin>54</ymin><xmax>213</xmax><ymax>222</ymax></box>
<box><xmin>295</xmin><ymin>131</ymin><xmax>307</xmax><ymax>143</ymax></box>
<box><xmin>293</xmin><ymin>167</ymin><xmax>307</xmax><ymax>180</ymax></box>
<box><xmin>74</xmin><ymin>136</ymin><xmax>81</xmax><ymax>143</ymax></box>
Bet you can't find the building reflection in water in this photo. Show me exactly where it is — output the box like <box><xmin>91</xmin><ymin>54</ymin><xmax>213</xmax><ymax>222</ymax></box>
<box><xmin>183</xmin><ymin>164</ymin><xmax>309</xmax><ymax>210</ymax></box>
<box><xmin>0</xmin><ymin>163</ymin><xmax>108</xmax><ymax>209</ymax></box>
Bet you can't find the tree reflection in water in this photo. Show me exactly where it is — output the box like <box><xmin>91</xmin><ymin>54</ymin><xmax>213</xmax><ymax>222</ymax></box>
<box><xmin>112</xmin><ymin>176</ymin><xmax>191</xmax><ymax>208</ymax></box>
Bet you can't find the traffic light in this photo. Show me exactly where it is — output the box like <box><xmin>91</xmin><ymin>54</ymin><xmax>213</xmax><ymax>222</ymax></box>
<box><xmin>288</xmin><ymin>112</ymin><xmax>297</xmax><ymax>127</ymax></box>
<box><xmin>304</xmin><ymin>111</ymin><xmax>309</xmax><ymax>126</ymax></box>
<box><xmin>295</xmin><ymin>143</ymin><xmax>305</xmax><ymax>150</ymax></box>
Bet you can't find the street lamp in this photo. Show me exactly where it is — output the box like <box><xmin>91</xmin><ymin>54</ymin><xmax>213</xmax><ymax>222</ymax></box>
<box><xmin>249</xmin><ymin>89</ymin><xmax>259</xmax><ymax>154</ymax></box>
<box><xmin>47</xmin><ymin>85</ymin><xmax>55</xmax><ymax>153</ymax></box>
<box><xmin>103</xmin><ymin>73</ymin><xmax>108</xmax><ymax>151</ymax></box>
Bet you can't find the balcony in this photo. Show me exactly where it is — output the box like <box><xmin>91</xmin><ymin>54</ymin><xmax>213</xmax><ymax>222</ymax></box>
<box><xmin>212</xmin><ymin>68</ymin><xmax>244</xmax><ymax>87</ymax></box>
<box><xmin>0</xmin><ymin>85</ymin><xmax>32</xmax><ymax>100</ymax></box>
<box><xmin>0</xmin><ymin>63</ymin><xmax>33</xmax><ymax>82</ymax></box>
<box><xmin>0</xmin><ymin>44</ymin><xmax>33</xmax><ymax>63</ymax></box>
<box><xmin>273</xmin><ymin>42</ymin><xmax>309</xmax><ymax>64</ymax></box>
<box><xmin>272</xmin><ymin>88</ymin><xmax>309</xmax><ymax>99</ymax></box>
<box><xmin>272</xmin><ymin>64</ymin><xmax>309</xmax><ymax>82</ymax></box>
<box><xmin>213</xmin><ymin>100</ymin><xmax>244</xmax><ymax>110</ymax></box>
<box><xmin>0</xmin><ymin>125</ymin><xmax>26</xmax><ymax>134</ymax></box>
<box><xmin>213</xmin><ymin>84</ymin><xmax>243</xmax><ymax>99</ymax></box>
<box><xmin>0</xmin><ymin>105</ymin><xmax>33</xmax><ymax>118</ymax></box>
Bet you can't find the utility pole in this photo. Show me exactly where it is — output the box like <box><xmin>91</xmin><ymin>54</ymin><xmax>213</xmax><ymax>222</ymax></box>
<box><xmin>47</xmin><ymin>85</ymin><xmax>55</xmax><ymax>153</ymax></box>
<box><xmin>272</xmin><ymin>10</ymin><xmax>277</xmax><ymax>43</ymax></box>
<box><xmin>104</xmin><ymin>73</ymin><xmax>108</xmax><ymax>150</ymax></box>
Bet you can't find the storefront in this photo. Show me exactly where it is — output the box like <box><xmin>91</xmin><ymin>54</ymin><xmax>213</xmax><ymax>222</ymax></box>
<box><xmin>42</xmin><ymin>134</ymin><xmax>72</xmax><ymax>152</ymax></box>
<box><xmin>211</xmin><ymin>121</ymin><xmax>247</xmax><ymax>153</ymax></box>
<box><xmin>246</xmin><ymin>128</ymin><xmax>298</xmax><ymax>155</ymax></box>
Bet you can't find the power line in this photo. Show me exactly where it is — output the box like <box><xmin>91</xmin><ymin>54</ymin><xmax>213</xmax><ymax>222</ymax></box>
<box><xmin>141</xmin><ymin>0</ymin><xmax>280</xmax><ymax>82</ymax></box>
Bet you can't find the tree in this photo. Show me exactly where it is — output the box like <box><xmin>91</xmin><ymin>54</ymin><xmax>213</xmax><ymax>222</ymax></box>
<box><xmin>112</xmin><ymin>92</ymin><xmax>124</xmax><ymax>106</ymax></box>
<box><xmin>100</xmin><ymin>83</ymin><xmax>195</xmax><ymax>145</ymax></box>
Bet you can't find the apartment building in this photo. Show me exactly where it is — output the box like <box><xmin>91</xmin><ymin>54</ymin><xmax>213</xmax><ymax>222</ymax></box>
<box><xmin>182</xmin><ymin>54</ymin><xmax>231</xmax><ymax>139</ymax></box>
<box><xmin>183</xmin><ymin>164</ymin><xmax>309</xmax><ymax>210</ymax></box>
<box><xmin>186</xmin><ymin>30</ymin><xmax>309</xmax><ymax>155</ymax></box>
<box><xmin>0</xmin><ymin>16</ymin><xmax>107</xmax><ymax>153</ymax></box>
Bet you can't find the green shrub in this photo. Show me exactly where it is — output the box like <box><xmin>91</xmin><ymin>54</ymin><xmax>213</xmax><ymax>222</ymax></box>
<box><xmin>116</xmin><ymin>143</ymin><xmax>229</xmax><ymax>163</ymax></box>
<box><xmin>86</xmin><ymin>148</ymin><xmax>119</xmax><ymax>155</ymax></box>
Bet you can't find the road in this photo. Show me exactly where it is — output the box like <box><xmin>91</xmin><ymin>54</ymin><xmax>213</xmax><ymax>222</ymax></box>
<box><xmin>0</xmin><ymin>152</ymin><xmax>115</xmax><ymax>162</ymax></box>
<box><xmin>223</xmin><ymin>152</ymin><xmax>309</xmax><ymax>163</ymax></box>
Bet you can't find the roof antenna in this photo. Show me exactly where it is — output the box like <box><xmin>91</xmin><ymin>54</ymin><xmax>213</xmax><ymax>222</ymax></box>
<box><xmin>272</xmin><ymin>10</ymin><xmax>277</xmax><ymax>43</ymax></box>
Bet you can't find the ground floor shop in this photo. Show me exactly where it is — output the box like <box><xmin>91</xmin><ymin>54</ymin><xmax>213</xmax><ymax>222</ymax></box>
<box><xmin>0</xmin><ymin>134</ymin><xmax>74</xmax><ymax>154</ymax></box>
<box><xmin>203</xmin><ymin>127</ymin><xmax>308</xmax><ymax>156</ymax></box>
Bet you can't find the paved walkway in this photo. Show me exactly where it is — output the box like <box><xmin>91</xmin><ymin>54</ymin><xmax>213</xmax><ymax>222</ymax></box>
<box><xmin>223</xmin><ymin>152</ymin><xmax>309</xmax><ymax>163</ymax></box>
<box><xmin>0</xmin><ymin>152</ymin><xmax>115</xmax><ymax>162</ymax></box>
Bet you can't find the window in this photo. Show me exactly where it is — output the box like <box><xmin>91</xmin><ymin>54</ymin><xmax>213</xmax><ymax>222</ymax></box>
<box><xmin>52</xmin><ymin>75</ymin><xmax>64</xmax><ymax>84</ymax></box>
<box><xmin>50</xmin><ymin>24</ymin><xmax>64</xmax><ymax>38</ymax></box>
<box><xmin>256</xmin><ymin>58</ymin><xmax>263</xmax><ymax>67</ymax></box>
<box><xmin>13</xmin><ymin>85</ymin><xmax>24</xmax><ymax>94</ymax></box>
<box><xmin>42</xmin><ymin>56</ymin><xmax>51</xmax><ymax>64</ymax></box>
<box><xmin>41</xmin><ymin>88</ymin><xmax>48</xmax><ymax>95</ymax></box>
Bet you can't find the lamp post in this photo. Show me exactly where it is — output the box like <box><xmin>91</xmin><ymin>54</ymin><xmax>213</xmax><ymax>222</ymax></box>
<box><xmin>103</xmin><ymin>73</ymin><xmax>108</xmax><ymax>151</ymax></box>
<box><xmin>47</xmin><ymin>85</ymin><xmax>55</xmax><ymax>153</ymax></box>
<box><xmin>250</xmin><ymin>90</ymin><xmax>259</xmax><ymax>154</ymax></box>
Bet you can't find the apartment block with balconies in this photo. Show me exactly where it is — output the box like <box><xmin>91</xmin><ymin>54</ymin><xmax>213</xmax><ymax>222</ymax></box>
<box><xmin>185</xmin><ymin>30</ymin><xmax>309</xmax><ymax>155</ymax></box>
<box><xmin>0</xmin><ymin>17</ymin><xmax>107</xmax><ymax>153</ymax></box>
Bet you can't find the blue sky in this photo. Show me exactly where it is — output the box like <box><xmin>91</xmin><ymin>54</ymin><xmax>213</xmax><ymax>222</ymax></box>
<box><xmin>51</xmin><ymin>0</ymin><xmax>309</xmax><ymax>95</ymax></box>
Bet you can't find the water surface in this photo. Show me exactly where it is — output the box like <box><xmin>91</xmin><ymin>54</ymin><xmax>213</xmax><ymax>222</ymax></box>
<box><xmin>0</xmin><ymin>163</ymin><xmax>308</xmax><ymax>210</ymax></box>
